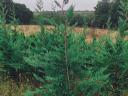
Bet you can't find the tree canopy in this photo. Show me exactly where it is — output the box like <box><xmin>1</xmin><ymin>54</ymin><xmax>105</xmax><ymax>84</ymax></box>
<box><xmin>14</xmin><ymin>3</ymin><xmax>33</xmax><ymax>24</ymax></box>
<box><xmin>3</xmin><ymin>0</ymin><xmax>33</xmax><ymax>24</ymax></box>
<box><xmin>94</xmin><ymin>0</ymin><xmax>111</xmax><ymax>28</ymax></box>
<box><xmin>94</xmin><ymin>0</ymin><xmax>121</xmax><ymax>28</ymax></box>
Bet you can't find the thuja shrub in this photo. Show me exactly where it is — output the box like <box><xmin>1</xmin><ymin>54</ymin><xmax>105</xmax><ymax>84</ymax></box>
<box><xmin>24</xmin><ymin>5</ymin><xmax>110</xmax><ymax>96</ymax></box>
<box><xmin>96</xmin><ymin>36</ymin><xmax>128</xmax><ymax>96</ymax></box>
<box><xmin>0</xmin><ymin>1</ymin><xmax>40</xmax><ymax>83</ymax></box>
<box><xmin>0</xmin><ymin>2</ymin><xmax>26</xmax><ymax>76</ymax></box>
<box><xmin>25</xmin><ymin>26</ymin><xmax>110</xmax><ymax>96</ymax></box>
<box><xmin>25</xmin><ymin>0</ymin><xmax>128</xmax><ymax>96</ymax></box>
<box><xmin>0</xmin><ymin>19</ymin><xmax>29</xmax><ymax>79</ymax></box>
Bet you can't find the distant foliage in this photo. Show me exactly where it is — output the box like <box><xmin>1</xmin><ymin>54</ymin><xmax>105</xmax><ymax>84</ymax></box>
<box><xmin>25</xmin><ymin>0</ymin><xmax>128</xmax><ymax>96</ymax></box>
<box><xmin>3</xmin><ymin>0</ymin><xmax>33</xmax><ymax>24</ymax></box>
<box><xmin>70</xmin><ymin>14</ymin><xmax>85</xmax><ymax>27</ymax></box>
<box><xmin>14</xmin><ymin>3</ymin><xmax>33</xmax><ymax>24</ymax></box>
<box><xmin>94</xmin><ymin>0</ymin><xmax>111</xmax><ymax>28</ymax></box>
<box><xmin>33</xmin><ymin>12</ymin><xmax>93</xmax><ymax>27</ymax></box>
<box><xmin>110</xmin><ymin>0</ymin><xmax>120</xmax><ymax>27</ymax></box>
<box><xmin>94</xmin><ymin>0</ymin><xmax>122</xmax><ymax>28</ymax></box>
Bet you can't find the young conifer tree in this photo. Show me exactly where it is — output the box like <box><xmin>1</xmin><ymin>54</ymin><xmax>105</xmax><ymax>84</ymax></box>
<box><xmin>25</xmin><ymin>1</ymin><xmax>109</xmax><ymax>96</ymax></box>
<box><xmin>0</xmin><ymin>0</ymin><xmax>29</xmax><ymax>81</ymax></box>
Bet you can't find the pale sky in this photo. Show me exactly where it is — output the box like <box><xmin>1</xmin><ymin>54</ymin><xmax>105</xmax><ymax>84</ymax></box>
<box><xmin>13</xmin><ymin>0</ymin><xmax>101</xmax><ymax>11</ymax></box>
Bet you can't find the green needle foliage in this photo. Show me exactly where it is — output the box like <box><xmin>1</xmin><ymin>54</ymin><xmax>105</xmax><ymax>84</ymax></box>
<box><xmin>25</xmin><ymin>0</ymin><xmax>128</xmax><ymax>96</ymax></box>
<box><xmin>0</xmin><ymin>2</ymin><xmax>25</xmax><ymax>73</ymax></box>
<box><xmin>0</xmin><ymin>0</ymin><xmax>128</xmax><ymax>96</ymax></box>
<box><xmin>0</xmin><ymin>1</ymin><xmax>39</xmax><ymax>82</ymax></box>
<box><xmin>24</xmin><ymin>5</ymin><xmax>109</xmax><ymax>96</ymax></box>
<box><xmin>25</xmin><ymin>26</ymin><xmax>110</xmax><ymax>96</ymax></box>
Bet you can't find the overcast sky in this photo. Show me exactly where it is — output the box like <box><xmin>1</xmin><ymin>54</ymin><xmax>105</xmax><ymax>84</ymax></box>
<box><xmin>13</xmin><ymin>0</ymin><xmax>101</xmax><ymax>11</ymax></box>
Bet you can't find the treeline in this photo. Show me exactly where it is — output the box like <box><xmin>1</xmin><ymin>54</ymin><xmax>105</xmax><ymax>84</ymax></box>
<box><xmin>32</xmin><ymin>0</ymin><xmax>121</xmax><ymax>28</ymax></box>
<box><xmin>32</xmin><ymin>11</ymin><xmax>94</xmax><ymax>27</ymax></box>
<box><xmin>94</xmin><ymin>0</ymin><xmax>120</xmax><ymax>28</ymax></box>
<box><xmin>3</xmin><ymin>0</ymin><xmax>33</xmax><ymax>24</ymax></box>
<box><xmin>4</xmin><ymin>0</ymin><xmax>121</xmax><ymax>28</ymax></box>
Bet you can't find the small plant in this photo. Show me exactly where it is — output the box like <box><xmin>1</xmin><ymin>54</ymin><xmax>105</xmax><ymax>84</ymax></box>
<box><xmin>24</xmin><ymin>2</ymin><xmax>109</xmax><ymax>96</ymax></box>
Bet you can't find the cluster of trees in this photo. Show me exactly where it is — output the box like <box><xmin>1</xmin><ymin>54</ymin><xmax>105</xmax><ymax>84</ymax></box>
<box><xmin>4</xmin><ymin>0</ymin><xmax>33</xmax><ymax>24</ymax></box>
<box><xmin>31</xmin><ymin>0</ymin><xmax>94</xmax><ymax>26</ymax></box>
<box><xmin>33</xmin><ymin>0</ymin><xmax>121</xmax><ymax>28</ymax></box>
<box><xmin>2</xmin><ymin>0</ymin><xmax>122</xmax><ymax>29</ymax></box>
<box><xmin>4</xmin><ymin>0</ymin><xmax>121</xmax><ymax>28</ymax></box>
<box><xmin>33</xmin><ymin>11</ymin><xmax>89</xmax><ymax>27</ymax></box>
<box><xmin>94</xmin><ymin>0</ymin><xmax>120</xmax><ymax>28</ymax></box>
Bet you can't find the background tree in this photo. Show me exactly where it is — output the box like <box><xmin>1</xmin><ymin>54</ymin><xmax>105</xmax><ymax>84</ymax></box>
<box><xmin>94</xmin><ymin>0</ymin><xmax>123</xmax><ymax>28</ymax></box>
<box><xmin>110</xmin><ymin>0</ymin><xmax>121</xmax><ymax>28</ymax></box>
<box><xmin>2</xmin><ymin>0</ymin><xmax>13</xmax><ymax>23</ymax></box>
<box><xmin>3</xmin><ymin>0</ymin><xmax>33</xmax><ymax>24</ymax></box>
<box><xmin>14</xmin><ymin>3</ymin><xmax>33</xmax><ymax>24</ymax></box>
<box><xmin>94</xmin><ymin>0</ymin><xmax>111</xmax><ymax>28</ymax></box>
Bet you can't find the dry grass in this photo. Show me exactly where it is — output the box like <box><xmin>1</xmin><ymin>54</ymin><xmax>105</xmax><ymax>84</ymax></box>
<box><xmin>14</xmin><ymin>25</ymin><xmax>41</xmax><ymax>36</ymax></box>
<box><xmin>0</xmin><ymin>80</ymin><xmax>26</xmax><ymax>96</ymax></box>
<box><xmin>14</xmin><ymin>25</ymin><xmax>119</xmax><ymax>43</ymax></box>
